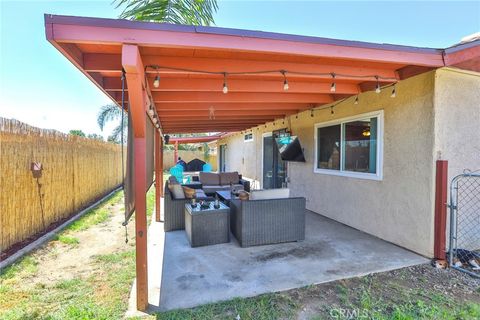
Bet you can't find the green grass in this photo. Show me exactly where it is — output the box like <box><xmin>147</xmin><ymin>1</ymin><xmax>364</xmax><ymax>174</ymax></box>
<box><xmin>54</xmin><ymin>235</ymin><xmax>80</xmax><ymax>245</ymax></box>
<box><xmin>0</xmin><ymin>189</ymin><xmax>138</xmax><ymax>320</ymax></box>
<box><xmin>67</xmin><ymin>191</ymin><xmax>122</xmax><ymax>232</ymax></box>
<box><xmin>155</xmin><ymin>271</ymin><xmax>480</xmax><ymax>320</ymax></box>
<box><xmin>156</xmin><ymin>293</ymin><xmax>298</xmax><ymax>320</ymax></box>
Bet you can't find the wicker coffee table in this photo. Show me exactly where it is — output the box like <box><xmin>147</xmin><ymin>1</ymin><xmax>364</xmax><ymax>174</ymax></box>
<box><xmin>184</xmin><ymin>202</ymin><xmax>230</xmax><ymax>247</ymax></box>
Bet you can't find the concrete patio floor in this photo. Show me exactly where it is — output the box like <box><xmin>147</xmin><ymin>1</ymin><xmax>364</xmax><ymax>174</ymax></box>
<box><xmin>145</xmin><ymin>204</ymin><xmax>428</xmax><ymax>312</ymax></box>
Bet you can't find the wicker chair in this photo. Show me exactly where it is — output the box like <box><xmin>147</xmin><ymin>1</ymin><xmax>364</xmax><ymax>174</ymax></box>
<box><xmin>230</xmin><ymin>197</ymin><xmax>306</xmax><ymax>247</ymax></box>
<box><xmin>163</xmin><ymin>182</ymin><xmax>212</xmax><ymax>232</ymax></box>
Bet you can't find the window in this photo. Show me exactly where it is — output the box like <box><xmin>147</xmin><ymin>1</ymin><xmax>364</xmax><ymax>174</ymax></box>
<box><xmin>244</xmin><ymin>133</ymin><xmax>253</xmax><ymax>142</ymax></box>
<box><xmin>314</xmin><ymin>111</ymin><xmax>383</xmax><ymax>180</ymax></box>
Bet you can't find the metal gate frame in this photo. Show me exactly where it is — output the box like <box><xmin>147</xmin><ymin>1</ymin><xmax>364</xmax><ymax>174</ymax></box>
<box><xmin>448</xmin><ymin>171</ymin><xmax>480</xmax><ymax>278</ymax></box>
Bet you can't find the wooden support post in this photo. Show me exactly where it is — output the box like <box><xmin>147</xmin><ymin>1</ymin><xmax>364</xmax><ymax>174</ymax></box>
<box><xmin>154</xmin><ymin>130</ymin><xmax>163</xmax><ymax>222</ymax></box>
<box><xmin>174</xmin><ymin>141</ymin><xmax>179</xmax><ymax>164</ymax></box>
<box><xmin>122</xmin><ymin>44</ymin><xmax>148</xmax><ymax>311</ymax></box>
<box><xmin>434</xmin><ymin>160</ymin><xmax>448</xmax><ymax>260</ymax></box>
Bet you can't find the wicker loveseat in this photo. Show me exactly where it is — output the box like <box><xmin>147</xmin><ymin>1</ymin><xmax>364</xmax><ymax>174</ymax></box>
<box><xmin>230</xmin><ymin>189</ymin><xmax>306</xmax><ymax>247</ymax></box>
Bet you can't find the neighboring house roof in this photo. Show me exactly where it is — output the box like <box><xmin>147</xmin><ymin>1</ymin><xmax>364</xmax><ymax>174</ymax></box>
<box><xmin>44</xmin><ymin>14</ymin><xmax>480</xmax><ymax>134</ymax></box>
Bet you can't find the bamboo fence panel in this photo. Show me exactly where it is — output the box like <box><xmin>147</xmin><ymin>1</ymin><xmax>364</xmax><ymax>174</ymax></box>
<box><xmin>0</xmin><ymin>118</ymin><xmax>123</xmax><ymax>252</ymax></box>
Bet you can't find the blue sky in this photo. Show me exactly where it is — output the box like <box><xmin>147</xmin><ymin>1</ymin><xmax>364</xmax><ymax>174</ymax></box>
<box><xmin>1</xmin><ymin>1</ymin><xmax>479</xmax><ymax>138</ymax></box>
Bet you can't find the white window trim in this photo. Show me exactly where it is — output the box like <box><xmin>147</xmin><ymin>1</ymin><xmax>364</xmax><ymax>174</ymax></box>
<box><xmin>244</xmin><ymin>133</ymin><xmax>254</xmax><ymax>143</ymax></box>
<box><xmin>313</xmin><ymin>110</ymin><xmax>384</xmax><ymax>181</ymax></box>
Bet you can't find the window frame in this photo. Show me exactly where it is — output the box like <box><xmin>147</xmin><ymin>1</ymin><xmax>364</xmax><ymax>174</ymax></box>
<box><xmin>244</xmin><ymin>133</ymin><xmax>254</xmax><ymax>142</ymax></box>
<box><xmin>313</xmin><ymin>110</ymin><xmax>384</xmax><ymax>181</ymax></box>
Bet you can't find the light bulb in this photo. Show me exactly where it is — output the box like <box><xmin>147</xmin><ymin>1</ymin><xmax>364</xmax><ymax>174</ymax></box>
<box><xmin>330</xmin><ymin>106</ymin><xmax>334</xmax><ymax>115</ymax></box>
<box><xmin>223</xmin><ymin>82</ymin><xmax>228</xmax><ymax>94</ymax></box>
<box><xmin>330</xmin><ymin>82</ymin><xmax>336</xmax><ymax>92</ymax></box>
<box><xmin>354</xmin><ymin>96</ymin><xmax>359</xmax><ymax>105</ymax></box>
<box><xmin>283</xmin><ymin>79</ymin><xmax>289</xmax><ymax>91</ymax></box>
<box><xmin>375</xmin><ymin>76</ymin><xmax>381</xmax><ymax>93</ymax></box>
<box><xmin>390</xmin><ymin>86</ymin><xmax>396</xmax><ymax>98</ymax></box>
<box><xmin>330</xmin><ymin>73</ymin><xmax>336</xmax><ymax>92</ymax></box>
<box><xmin>153</xmin><ymin>75</ymin><xmax>160</xmax><ymax>88</ymax></box>
<box><xmin>148</xmin><ymin>109</ymin><xmax>154</xmax><ymax>116</ymax></box>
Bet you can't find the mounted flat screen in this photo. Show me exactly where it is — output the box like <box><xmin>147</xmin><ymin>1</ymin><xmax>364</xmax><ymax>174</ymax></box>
<box><xmin>275</xmin><ymin>135</ymin><xmax>306</xmax><ymax>162</ymax></box>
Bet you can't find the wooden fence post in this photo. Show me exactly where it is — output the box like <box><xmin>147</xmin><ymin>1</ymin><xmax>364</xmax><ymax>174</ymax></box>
<box><xmin>434</xmin><ymin>160</ymin><xmax>448</xmax><ymax>260</ymax></box>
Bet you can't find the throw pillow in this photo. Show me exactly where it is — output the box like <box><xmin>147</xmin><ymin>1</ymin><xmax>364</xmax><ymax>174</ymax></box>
<box><xmin>182</xmin><ymin>186</ymin><xmax>196</xmax><ymax>199</ymax></box>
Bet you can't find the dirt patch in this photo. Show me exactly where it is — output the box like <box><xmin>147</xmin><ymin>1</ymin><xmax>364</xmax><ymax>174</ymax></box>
<box><xmin>27</xmin><ymin>200</ymin><xmax>135</xmax><ymax>287</ymax></box>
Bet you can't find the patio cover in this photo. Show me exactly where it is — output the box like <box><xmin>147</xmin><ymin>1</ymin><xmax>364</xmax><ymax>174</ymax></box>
<box><xmin>44</xmin><ymin>14</ymin><xmax>480</xmax><ymax>135</ymax></box>
<box><xmin>44</xmin><ymin>14</ymin><xmax>480</xmax><ymax>311</ymax></box>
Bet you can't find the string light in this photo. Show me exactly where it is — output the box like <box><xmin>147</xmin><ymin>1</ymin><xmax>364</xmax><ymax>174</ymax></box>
<box><xmin>281</xmin><ymin>70</ymin><xmax>289</xmax><ymax>91</ymax></box>
<box><xmin>148</xmin><ymin>108</ymin><xmax>154</xmax><ymax>116</ymax></box>
<box><xmin>354</xmin><ymin>96</ymin><xmax>359</xmax><ymax>105</ymax></box>
<box><xmin>375</xmin><ymin>76</ymin><xmax>381</xmax><ymax>93</ymax></box>
<box><xmin>391</xmin><ymin>84</ymin><xmax>396</xmax><ymax>98</ymax></box>
<box><xmin>330</xmin><ymin>106</ymin><xmax>334</xmax><ymax>115</ymax></box>
<box><xmin>310</xmin><ymin>109</ymin><xmax>314</xmax><ymax>118</ymax></box>
<box><xmin>153</xmin><ymin>74</ymin><xmax>160</xmax><ymax>88</ymax></box>
<box><xmin>330</xmin><ymin>73</ymin><xmax>336</xmax><ymax>92</ymax></box>
<box><xmin>222</xmin><ymin>73</ymin><xmax>228</xmax><ymax>94</ymax></box>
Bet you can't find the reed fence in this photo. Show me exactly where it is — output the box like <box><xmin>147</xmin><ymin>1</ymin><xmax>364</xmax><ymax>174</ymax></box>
<box><xmin>0</xmin><ymin>118</ymin><xmax>123</xmax><ymax>252</ymax></box>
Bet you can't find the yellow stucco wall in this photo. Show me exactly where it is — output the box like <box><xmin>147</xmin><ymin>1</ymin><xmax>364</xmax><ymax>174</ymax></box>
<box><xmin>433</xmin><ymin>68</ymin><xmax>480</xmax><ymax>182</ymax></box>
<box><xmin>218</xmin><ymin>69</ymin><xmax>480</xmax><ymax>257</ymax></box>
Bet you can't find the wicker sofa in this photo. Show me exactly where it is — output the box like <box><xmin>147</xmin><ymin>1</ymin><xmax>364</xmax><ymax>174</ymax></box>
<box><xmin>163</xmin><ymin>181</ymin><xmax>213</xmax><ymax>231</ymax></box>
<box><xmin>199</xmin><ymin>171</ymin><xmax>251</xmax><ymax>195</ymax></box>
<box><xmin>230</xmin><ymin>189</ymin><xmax>306</xmax><ymax>247</ymax></box>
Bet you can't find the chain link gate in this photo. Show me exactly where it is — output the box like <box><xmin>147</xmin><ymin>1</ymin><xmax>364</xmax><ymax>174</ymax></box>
<box><xmin>448</xmin><ymin>171</ymin><xmax>480</xmax><ymax>277</ymax></box>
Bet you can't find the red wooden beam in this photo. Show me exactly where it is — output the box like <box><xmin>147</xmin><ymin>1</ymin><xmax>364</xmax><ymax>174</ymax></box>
<box><xmin>444</xmin><ymin>44</ymin><xmax>480</xmax><ymax>68</ymax></box>
<box><xmin>122</xmin><ymin>44</ymin><xmax>148</xmax><ymax>311</ymax></box>
<box><xmin>167</xmin><ymin>135</ymin><xmax>223</xmax><ymax>144</ymax></box>
<box><xmin>434</xmin><ymin>160</ymin><xmax>448</xmax><ymax>260</ymax></box>
<box><xmin>174</xmin><ymin>141</ymin><xmax>179</xmax><ymax>164</ymax></box>
<box><xmin>158</xmin><ymin>109</ymin><xmax>294</xmax><ymax>117</ymax></box>
<box><xmin>154</xmin><ymin>103</ymin><xmax>307</xmax><ymax>110</ymax></box>
<box><xmin>46</xmin><ymin>16</ymin><xmax>444</xmax><ymax>66</ymax></box>
<box><xmin>105</xmin><ymin>77</ymin><xmax>361</xmax><ymax>94</ymax></box>
<box><xmin>84</xmin><ymin>53</ymin><xmax>399</xmax><ymax>81</ymax></box>
<box><xmin>115</xmin><ymin>92</ymin><xmax>334</xmax><ymax>104</ymax></box>
<box><xmin>155</xmin><ymin>130</ymin><xmax>163</xmax><ymax>222</ymax></box>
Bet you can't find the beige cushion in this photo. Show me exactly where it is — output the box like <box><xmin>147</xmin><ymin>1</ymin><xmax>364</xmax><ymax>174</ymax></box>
<box><xmin>195</xmin><ymin>189</ymin><xmax>207</xmax><ymax>199</ymax></box>
<box><xmin>220</xmin><ymin>171</ymin><xmax>239</xmax><ymax>185</ymax></box>
<box><xmin>249</xmin><ymin>188</ymin><xmax>290</xmax><ymax>200</ymax></box>
<box><xmin>199</xmin><ymin>172</ymin><xmax>220</xmax><ymax>185</ymax></box>
<box><xmin>170</xmin><ymin>184</ymin><xmax>185</xmax><ymax>199</ymax></box>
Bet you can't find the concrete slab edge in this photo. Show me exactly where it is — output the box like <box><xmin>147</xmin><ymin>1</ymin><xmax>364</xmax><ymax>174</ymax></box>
<box><xmin>0</xmin><ymin>186</ymin><xmax>122</xmax><ymax>270</ymax></box>
<box><xmin>153</xmin><ymin>258</ymin><xmax>430</xmax><ymax>313</ymax></box>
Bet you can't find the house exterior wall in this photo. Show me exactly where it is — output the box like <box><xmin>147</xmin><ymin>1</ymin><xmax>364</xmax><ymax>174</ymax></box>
<box><xmin>218</xmin><ymin>72</ymin><xmax>438</xmax><ymax>257</ymax></box>
<box><xmin>433</xmin><ymin>68</ymin><xmax>480</xmax><ymax>183</ymax></box>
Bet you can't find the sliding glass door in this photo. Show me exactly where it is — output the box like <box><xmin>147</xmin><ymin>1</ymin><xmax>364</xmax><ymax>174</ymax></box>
<box><xmin>262</xmin><ymin>129</ymin><xmax>287</xmax><ymax>189</ymax></box>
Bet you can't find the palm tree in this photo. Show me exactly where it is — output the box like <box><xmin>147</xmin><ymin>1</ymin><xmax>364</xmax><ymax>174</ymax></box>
<box><xmin>114</xmin><ymin>0</ymin><xmax>218</xmax><ymax>25</ymax></box>
<box><xmin>97</xmin><ymin>104</ymin><xmax>127</xmax><ymax>143</ymax></box>
<box><xmin>98</xmin><ymin>1</ymin><xmax>218</xmax><ymax>141</ymax></box>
